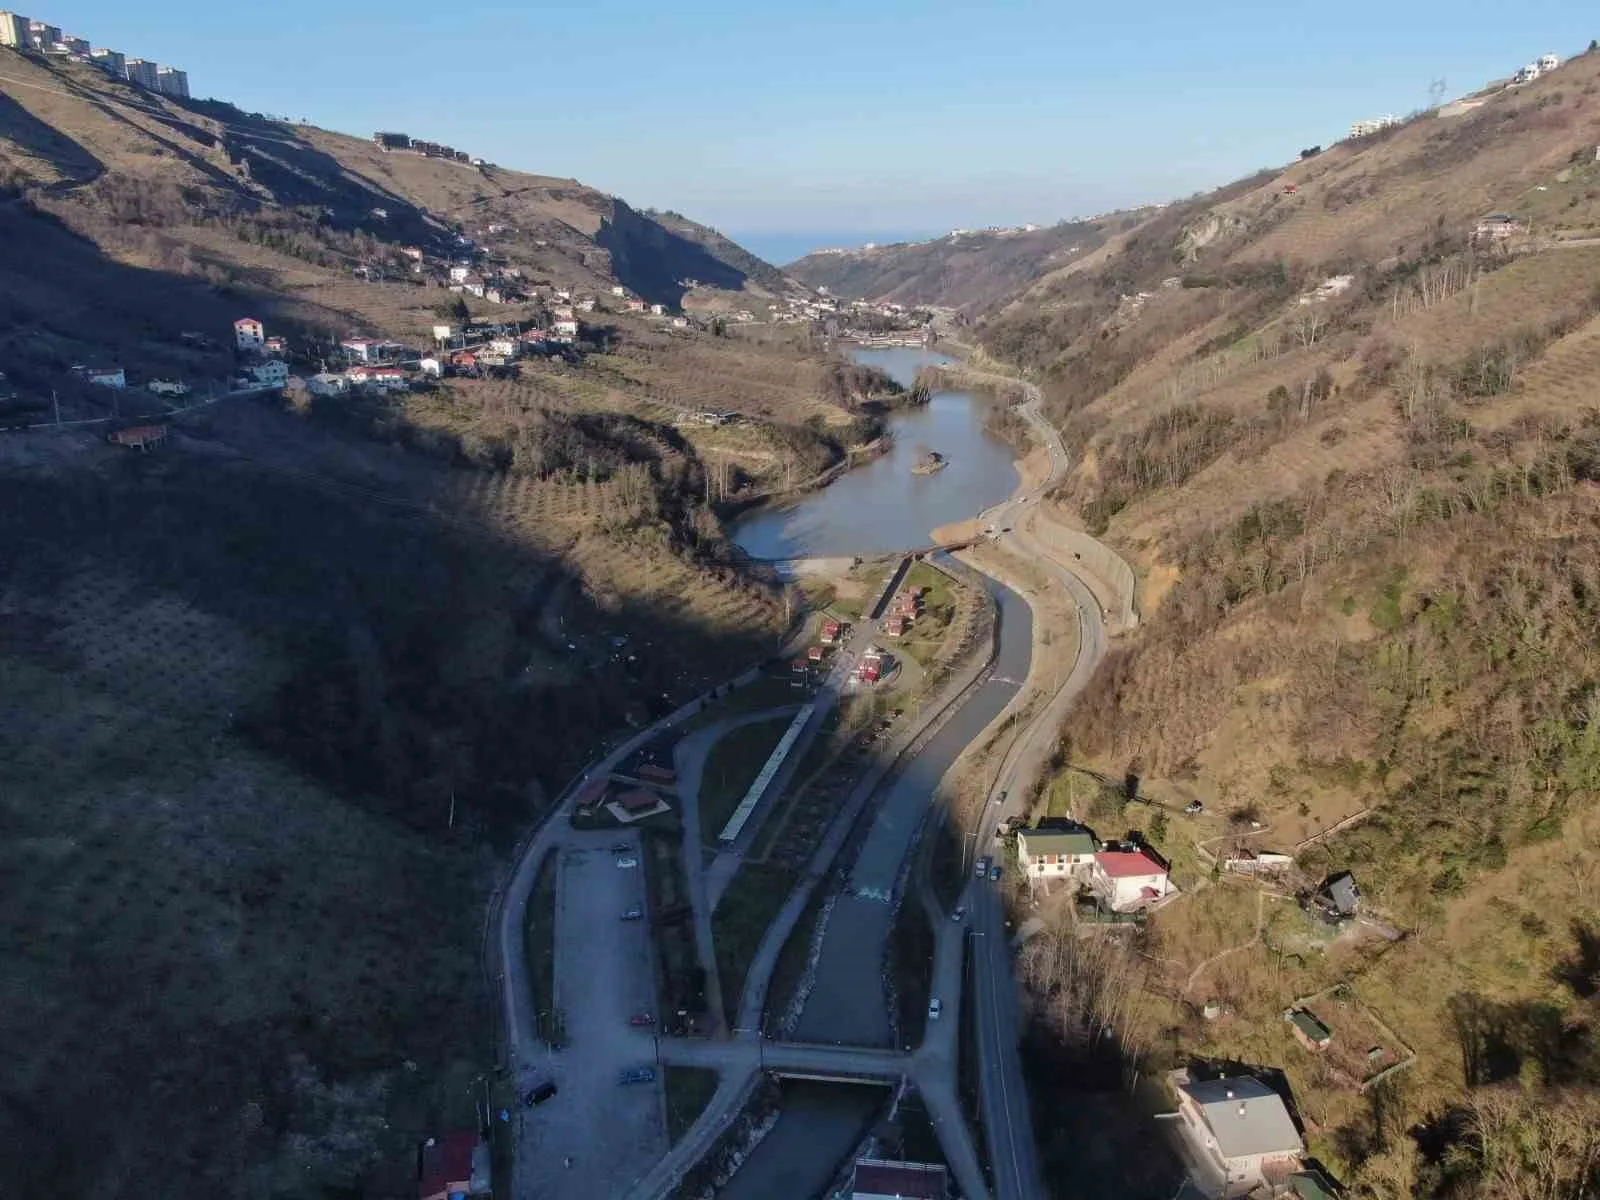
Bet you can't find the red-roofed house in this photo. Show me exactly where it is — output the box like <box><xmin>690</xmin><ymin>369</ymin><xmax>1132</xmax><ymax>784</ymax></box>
<box><xmin>1091</xmin><ymin>845</ymin><xmax>1172</xmax><ymax>911</ymax></box>
<box><xmin>851</xmin><ymin>1156</ymin><xmax>948</xmax><ymax>1199</ymax></box>
<box><xmin>234</xmin><ymin>317</ymin><xmax>264</xmax><ymax>351</ymax></box>
<box><xmin>616</xmin><ymin>787</ymin><xmax>661</xmax><ymax>814</ymax></box>
<box><xmin>417</xmin><ymin>1132</ymin><xmax>490</xmax><ymax>1200</ymax></box>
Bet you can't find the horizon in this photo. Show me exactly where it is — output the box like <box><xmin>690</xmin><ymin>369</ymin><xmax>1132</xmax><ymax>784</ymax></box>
<box><xmin>33</xmin><ymin>1</ymin><xmax>1600</xmax><ymax>256</ymax></box>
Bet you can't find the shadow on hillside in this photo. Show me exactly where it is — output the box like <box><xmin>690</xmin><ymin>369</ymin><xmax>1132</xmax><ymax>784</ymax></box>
<box><xmin>597</xmin><ymin>207</ymin><xmax>753</xmax><ymax>306</ymax></box>
<box><xmin>0</xmin><ymin>90</ymin><xmax>104</xmax><ymax>186</ymax></box>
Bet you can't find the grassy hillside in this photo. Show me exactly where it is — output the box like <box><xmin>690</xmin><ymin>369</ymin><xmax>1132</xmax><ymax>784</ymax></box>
<box><xmin>963</xmin><ymin>47</ymin><xmax>1600</xmax><ymax>1199</ymax></box>
<box><xmin>786</xmin><ymin>218</ymin><xmax>1115</xmax><ymax>311</ymax></box>
<box><xmin>0</xmin><ymin>42</ymin><xmax>858</xmax><ymax>1199</ymax></box>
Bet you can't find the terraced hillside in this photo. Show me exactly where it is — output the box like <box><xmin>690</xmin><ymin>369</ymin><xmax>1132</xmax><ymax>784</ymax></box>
<box><xmin>951</xmin><ymin>46</ymin><xmax>1600</xmax><ymax>1200</ymax></box>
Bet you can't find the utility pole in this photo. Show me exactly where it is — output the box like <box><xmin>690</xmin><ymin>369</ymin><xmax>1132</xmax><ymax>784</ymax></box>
<box><xmin>51</xmin><ymin>390</ymin><xmax>59</xmax><ymax>425</ymax></box>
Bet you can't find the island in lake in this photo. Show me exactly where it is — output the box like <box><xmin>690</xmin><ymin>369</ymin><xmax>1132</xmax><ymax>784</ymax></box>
<box><xmin>911</xmin><ymin>449</ymin><xmax>948</xmax><ymax>476</ymax></box>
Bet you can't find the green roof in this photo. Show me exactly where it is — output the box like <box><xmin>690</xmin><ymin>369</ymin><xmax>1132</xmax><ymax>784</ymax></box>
<box><xmin>1018</xmin><ymin>829</ymin><xmax>1096</xmax><ymax>856</ymax></box>
<box><xmin>1289</xmin><ymin>1169</ymin><xmax>1340</xmax><ymax>1200</ymax></box>
<box><xmin>1289</xmin><ymin>1009</ymin><xmax>1332</xmax><ymax>1043</ymax></box>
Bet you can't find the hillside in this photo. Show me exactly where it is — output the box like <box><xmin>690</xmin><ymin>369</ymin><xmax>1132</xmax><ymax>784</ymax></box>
<box><xmin>786</xmin><ymin>218</ymin><xmax>1116</xmax><ymax>311</ymax></box>
<box><xmin>0</xmin><ymin>42</ymin><xmax>878</xmax><ymax>1200</ymax></box>
<box><xmin>948</xmin><ymin>46</ymin><xmax>1600</xmax><ymax>1199</ymax></box>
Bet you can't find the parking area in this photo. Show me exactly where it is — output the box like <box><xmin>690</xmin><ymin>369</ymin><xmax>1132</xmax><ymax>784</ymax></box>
<box><xmin>517</xmin><ymin>837</ymin><xmax>667</xmax><ymax>1198</ymax></box>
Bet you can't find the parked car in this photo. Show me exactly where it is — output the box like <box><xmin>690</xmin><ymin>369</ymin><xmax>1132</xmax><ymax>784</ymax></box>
<box><xmin>928</xmin><ymin>998</ymin><xmax>943</xmax><ymax>1020</ymax></box>
<box><xmin>525</xmin><ymin>1082</ymin><xmax>558</xmax><ymax>1106</ymax></box>
<box><xmin>974</xmin><ymin>856</ymin><xmax>990</xmax><ymax>878</ymax></box>
<box><xmin>621</xmin><ymin>907</ymin><xmax>644</xmax><ymax>921</ymax></box>
<box><xmin>989</xmin><ymin>864</ymin><xmax>1002</xmax><ymax>881</ymax></box>
<box><xmin>616</xmin><ymin>856</ymin><xmax>639</xmax><ymax>869</ymax></box>
<box><xmin>618</xmin><ymin>1067</ymin><xmax>656</xmax><ymax>1085</ymax></box>
<box><xmin>951</xmin><ymin>906</ymin><xmax>966</xmax><ymax>923</ymax></box>
<box><xmin>629</xmin><ymin>1013</ymin><xmax>655</xmax><ymax>1027</ymax></box>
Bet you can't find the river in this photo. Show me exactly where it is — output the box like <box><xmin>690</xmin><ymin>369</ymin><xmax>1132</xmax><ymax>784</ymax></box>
<box><xmin>730</xmin><ymin>347</ymin><xmax>1020</xmax><ymax>559</ymax></box>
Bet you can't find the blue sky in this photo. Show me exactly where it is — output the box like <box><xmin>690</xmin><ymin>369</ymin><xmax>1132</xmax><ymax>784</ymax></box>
<box><xmin>41</xmin><ymin>0</ymin><xmax>1599</xmax><ymax>260</ymax></box>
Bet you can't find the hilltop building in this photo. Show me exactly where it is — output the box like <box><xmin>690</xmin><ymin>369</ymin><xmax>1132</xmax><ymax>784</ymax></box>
<box><xmin>156</xmin><ymin>66</ymin><xmax>188</xmax><ymax>98</ymax></box>
<box><xmin>0</xmin><ymin>11</ymin><xmax>28</xmax><ymax>47</ymax></box>
<box><xmin>90</xmin><ymin>47</ymin><xmax>124</xmax><ymax>76</ymax></box>
<box><xmin>124</xmin><ymin>57</ymin><xmax>158</xmax><ymax>88</ymax></box>
<box><xmin>26</xmin><ymin>19</ymin><xmax>57</xmax><ymax>49</ymax></box>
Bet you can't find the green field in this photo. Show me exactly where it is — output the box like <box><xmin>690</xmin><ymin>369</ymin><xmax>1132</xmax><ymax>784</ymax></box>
<box><xmin>698</xmin><ymin>714</ymin><xmax>796</xmax><ymax>847</ymax></box>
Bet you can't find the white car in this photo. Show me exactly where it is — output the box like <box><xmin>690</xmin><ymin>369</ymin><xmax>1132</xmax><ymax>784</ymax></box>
<box><xmin>928</xmin><ymin>998</ymin><xmax>942</xmax><ymax>1020</ymax></box>
<box><xmin>615</xmin><ymin>856</ymin><xmax>639</xmax><ymax>869</ymax></box>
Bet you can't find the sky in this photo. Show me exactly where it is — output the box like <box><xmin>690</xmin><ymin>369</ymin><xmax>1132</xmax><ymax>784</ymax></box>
<box><xmin>39</xmin><ymin>0</ymin><xmax>1599</xmax><ymax>262</ymax></box>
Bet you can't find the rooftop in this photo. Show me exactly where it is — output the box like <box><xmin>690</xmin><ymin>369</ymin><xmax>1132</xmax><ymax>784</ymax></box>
<box><xmin>1179</xmin><ymin>1075</ymin><xmax>1302</xmax><ymax>1161</ymax></box>
<box><xmin>851</xmin><ymin>1157</ymin><xmax>948</xmax><ymax>1199</ymax></box>
<box><xmin>1019</xmin><ymin>828</ymin><xmax>1097</xmax><ymax>856</ymax></box>
<box><xmin>1096</xmin><ymin>847</ymin><xmax>1167</xmax><ymax>878</ymax></box>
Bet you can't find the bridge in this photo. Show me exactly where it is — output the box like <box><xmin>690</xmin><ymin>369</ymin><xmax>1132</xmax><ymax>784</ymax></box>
<box><xmin>655</xmin><ymin>1035</ymin><xmax>908</xmax><ymax>1086</ymax></box>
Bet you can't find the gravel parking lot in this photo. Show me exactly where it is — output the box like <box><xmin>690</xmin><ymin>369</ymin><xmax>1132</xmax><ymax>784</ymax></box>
<box><xmin>518</xmin><ymin>836</ymin><xmax>667</xmax><ymax>1198</ymax></box>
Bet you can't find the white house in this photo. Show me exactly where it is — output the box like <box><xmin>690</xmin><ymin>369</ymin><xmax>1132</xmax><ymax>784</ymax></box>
<box><xmin>1539</xmin><ymin>53</ymin><xmax>1561</xmax><ymax>73</ymax></box>
<box><xmin>577</xmin><ymin>297</ymin><xmax>597</xmax><ymax>312</ymax></box>
<box><xmin>1091</xmin><ymin>845</ymin><xmax>1172</xmax><ymax>911</ymax></box>
<box><xmin>346</xmin><ymin>366</ymin><xmax>409</xmax><ymax>393</ymax></box>
<box><xmin>489</xmin><ymin>337</ymin><xmax>520</xmax><ymax>358</ymax></box>
<box><xmin>554</xmin><ymin>288</ymin><xmax>572</xmax><ymax>302</ymax></box>
<box><xmin>247</xmin><ymin>360</ymin><xmax>288</xmax><ymax>387</ymax></box>
<box><xmin>79</xmin><ymin>366</ymin><xmax>126</xmax><ymax>389</ymax></box>
<box><xmin>0</xmin><ymin>12</ymin><xmax>31</xmax><ymax>48</ymax></box>
<box><xmin>341</xmin><ymin>338</ymin><xmax>382</xmax><ymax>363</ymax></box>
<box><xmin>419</xmin><ymin>357</ymin><xmax>443</xmax><ymax>378</ymax></box>
<box><xmin>306</xmin><ymin>373</ymin><xmax>348</xmax><ymax>397</ymax></box>
<box><xmin>552</xmin><ymin>318</ymin><xmax>579</xmax><ymax>339</ymax></box>
<box><xmin>1172</xmin><ymin>1073</ymin><xmax>1303</xmax><ymax>1197</ymax></box>
<box><xmin>234</xmin><ymin>317</ymin><xmax>265</xmax><ymax>351</ymax></box>
<box><xmin>671</xmin><ymin>316</ymin><xmax>690</xmax><ymax>329</ymax></box>
<box><xmin>650</xmin><ymin>303</ymin><xmax>666</xmax><ymax>316</ymax></box>
<box><xmin>610</xmin><ymin>285</ymin><xmax>627</xmax><ymax>297</ymax></box>
<box><xmin>1015</xmin><ymin>827</ymin><xmax>1098</xmax><ymax>880</ymax></box>
<box><xmin>449</xmin><ymin>264</ymin><xmax>472</xmax><ymax>284</ymax></box>
<box><xmin>432</xmin><ymin>324</ymin><xmax>460</xmax><ymax>345</ymax></box>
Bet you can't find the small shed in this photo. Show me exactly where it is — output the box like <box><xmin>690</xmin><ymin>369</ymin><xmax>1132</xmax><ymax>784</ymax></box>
<box><xmin>616</xmin><ymin>787</ymin><xmax>660</xmax><ymax>814</ymax></box>
<box><xmin>1287</xmin><ymin>1007</ymin><xmax>1333</xmax><ymax>1052</ymax></box>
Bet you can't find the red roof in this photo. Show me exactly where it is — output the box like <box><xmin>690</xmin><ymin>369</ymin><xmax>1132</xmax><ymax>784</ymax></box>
<box><xmin>1095</xmin><ymin>848</ymin><xmax>1167</xmax><ymax>879</ymax></box>
<box><xmin>572</xmin><ymin>778</ymin><xmax>608</xmax><ymax>808</ymax></box>
<box><xmin>418</xmin><ymin>1132</ymin><xmax>477</xmax><ymax>1200</ymax></box>
<box><xmin>616</xmin><ymin>787</ymin><xmax>660</xmax><ymax>812</ymax></box>
<box><xmin>234</xmin><ymin>317</ymin><xmax>261</xmax><ymax>327</ymax></box>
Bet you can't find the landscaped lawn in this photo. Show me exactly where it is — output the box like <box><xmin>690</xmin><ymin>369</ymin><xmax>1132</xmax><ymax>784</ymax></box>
<box><xmin>712</xmin><ymin>862</ymin><xmax>800</xmax><ymax>1019</ymax></box>
<box><xmin>664</xmin><ymin>1066</ymin><xmax>721</xmax><ymax>1143</ymax></box>
<box><xmin>698</xmin><ymin>714</ymin><xmax>795</xmax><ymax>847</ymax></box>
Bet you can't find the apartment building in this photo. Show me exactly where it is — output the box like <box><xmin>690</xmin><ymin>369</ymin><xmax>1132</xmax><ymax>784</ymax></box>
<box><xmin>0</xmin><ymin>10</ymin><xmax>28</xmax><ymax>47</ymax></box>
<box><xmin>125</xmin><ymin>57</ymin><xmax>159</xmax><ymax>88</ymax></box>
<box><xmin>90</xmin><ymin>47</ymin><xmax>124</xmax><ymax>75</ymax></box>
<box><xmin>26</xmin><ymin>19</ymin><xmax>57</xmax><ymax>48</ymax></box>
<box><xmin>156</xmin><ymin>66</ymin><xmax>188</xmax><ymax>98</ymax></box>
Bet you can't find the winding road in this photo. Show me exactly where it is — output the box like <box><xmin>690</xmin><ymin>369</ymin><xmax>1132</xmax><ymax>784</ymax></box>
<box><xmin>493</xmin><ymin>371</ymin><xmax>1138</xmax><ymax>1200</ymax></box>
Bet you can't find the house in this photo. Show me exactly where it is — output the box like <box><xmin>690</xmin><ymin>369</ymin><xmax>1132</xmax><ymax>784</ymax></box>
<box><xmin>341</xmin><ymin>338</ymin><xmax>381</xmax><ymax>363</ymax></box>
<box><xmin>124</xmin><ymin>57</ymin><xmax>159</xmax><ymax>89</ymax></box>
<box><xmin>1016</xmin><ymin>826</ymin><xmax>1098</xmax><ymax>879</ymax></box>
<box><xmin>109</xmin><ymin>424</ymin><xmax>168</xmax><ymax>450</ymax></box>
<box><xmin>432</xmin><ymin>324</ymin><xmax>460</xmax><ymax>345</ymax></box>
<box><xmin>460</xmin><ymin>275</ymin><xmax>487</xmax><ymax>298</ymax></box>
<box><xmin>146</xmin><ymin>379</ymin><xmax>190</xmax><ymax>398</ymax></box>
<box><xmin>246</xmin><ymin>360</ymin><xmax>288</xmax><ymax>387</ymax></box>
<box><xmin>554</xmin><ymin>288</ymin><xmax>572</xmax><ymax>302</ymax></box>
<box><xmin>616</xmin><ymin>787</ymin><xmax>661</xmax><ymax>815</ymax></box>
<box><xmin>850</xmin><ymin>1156</ymin><xmax>948</xmax><ymax>1200</ymax></box>
<box><xmin>450</xmin><ymin>350</ymin><xmax>479</xmax><ymax>369</ymax></box>
<box><xmin>807</xmin><ymin>645</ymin><xmax>825</xmax><ymax>663</ymax></box>
<box><xmin>1474</xmin><ymin>212</ymin><xmax>1523</xmax><ymax>240</ymax></box>
<box><xmin>883</xmin><ymin>615</ymin><xmax>908</xmax><ymax>638</ymax></box>
<box><xmin>1514</xmin><ymin>62</ymin><xmax>1543</xmax><ymax>84</ymax></box>
<box><xmin>264</xmin><ymin>336</ymin><xmax>287</xmax><ymax>356</ymax></box>
<box><xmin>1091</xmin><ymin>844</ymin><xmax>1172</xmax><ymax>910</ymax></box>
<box><xmin>626</xmin><ymin>298</ymin><xmax>646</xmax><ymax>312</ymax></box>
<box><xmin>419</xmin><ymin>357</ymin><xmax>443</xmax><ymax>378</ymax></box>
<box><xmin>1310</xmin><ymin>871</ymin><xmax>1360</xmax><ymax>921</ymax></box>
<box><xmin>307</xmin><ymin>373</ymin><xmax>348</xmax><ymax>397</ymax></box>
<box><xmin>234</xmin><ymin>317</ymin><xmax>265</xmax><ymax>351</ymax></box>
<box><xmin>1286</xmin><ymin>1008</ymin><xmax>1333</xmax><ymax>1053</ymax></box>
<box><xmin>1539</xmin><ymin>53</ymin><xmax>1561</xmax><ymax>73</ymax></box>
<box><xmin>347</xmin><ymin>366</ymin><xmax>409</xmax><ymax>393</ymax></box>
<box><xmin>90</xmin><ymin>48</ymin><xmax>126</xmax><ymax>76</ymax></box>
<box><xmin>820</xmin><ymin>619</ymin><xmax>843</xmax><ymax>645</ymax></box>
<box><xmin>417</xmin><ymin>1132</ymin><xmax>490</xmax><ymax>1200</ymax></box>
<box><xmin>77</xmin><ymin>366</ymin><xmax>126</xmax><ymax>389</ymax></box>
<box><xmin>650</xmin><ymin>303</ymin><xmax>666</xmax><ymax>316</ymax></box>
<box><xmin>0</xmin><ymin>12</ymin><xmax>31</xmax><ymax>48</ymax></box>
<box><xmin>1172</xmin><ymin>1073</ymin><xmax>1303</xmax><ymax>1197</ymax></box>
<box><xmin>671</xmin><ymin>316</ymin><xmax>690</xmax><ymax>329</ymax></box>
<box><xmin>553</xmin><ymin>318</ymin><xmax>579</xmax><ymax>339</ymax></box>
<box><xmin>489</xmin><ymin>337</ymin><xmax>520</xmax><ymax>359</ymax></box>
<box><xmin>577</xmin><ymin>297</ymin><xmax>597</xmax><ymax>312</ymax></box>
<box><xmin>449</xmin><ymin>264</ymin><xmax>473</xmax><ymax>284</ymax></box>
<box><xmin>402</xmin><ymin>246</ymin><xmax>425</xmax><ymax>262</ymax></box>
<box><xmin>1221</xmin><ymin>849</ymin><xmax>1294</xmax><ymax>876</ymax></box>
<box><xmin>857</xmin><ymin>647</ymin><xmax>887</xmax><ymax>684</ymax></box>
<box><xmin>611</xmin><ymin>285</ymin><xmax>628</xmax><ymax>297</ymax></box>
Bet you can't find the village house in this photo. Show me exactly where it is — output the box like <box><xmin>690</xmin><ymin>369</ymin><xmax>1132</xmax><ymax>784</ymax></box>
<box><xmin>346</xmin><ymin>366</ymin><xmax>410</xmax><ymax>393</ymax></box>
<box><xmin>401</xmin><ymin>246</ymin><xmax>424</xmax><ymax>262</ymax></box>
<box><xmin>341</xmin><ymin>338</ymin><xmax>408</xmax><ymax>364</ymax></box>
<box><xmin>1091</xmin><ymin>843</ymin><xmax>1172</xmax><ymax>910</ymax></box>
<box><xmin>625</xmin><ymin>298</ymin><xmax>646</xmax><ymax>312</ymax></box>
<box><xmin>419</xmin><ymin>356</ymin><xmax>443</xmax><ymax>378</ymax></box>
<box><xmin>554</xmin><ymin>288</ymin><xmax>572</xmax><ymax>302</ymax></box>
<box><xmin>650</xmin><ymin>303</ymin><xmax>667</xmax><ymax>316</ymax></box>
<box><xmin>306</xmin><ymin>373</ymin><xmax>348</xmax><ymax>397</ymax></box>
<box><xmin>233</xmin><ymin>317</ymin><xmax>265</xmax><ymax>351</ymax></box>
<box><xmin>1474</xmin><ymin>211</ymin><xmax>1523</xmax><ymax>240</ymax></box>
<box><xmin>458</xmin><ymin>274</ymin><xmax>487</xmax><ymax>298</ymax></box>
<box><xmin>76</xmin><ymin>365</ymin><xmax>126</xmax><ymax>389</ymax></box>
<box><xmin>1308</xmin><ymin>871</ymin><xmax>1360</xmax><ymax>923</ymax></box>
<box><xmin>577</xmin><ymin>297</ymin><xmax>597</xmax><ymax>312</ymax></box>
<box><xmin>489</xmin><ymin>337</ymin><xmax>520</xmax><ymax>359</ymax></box>
<box><xmin>449</xmin><ymin>264</ymin><xmax>473</xmax><ymax>284</ymax></box>
<box><xmin>245</xmin><ymin>360</ymin><xmax>288</xmax><ymax>387</ymax></box>
<box><xmin>671</xmin><ymin>316</ymin><xmax>690</xmax><ymax>329</ymax></box>
<box><xmin>610</xmin><ymin>284</ymin><xmax>628</xmax><ymax>297</ymax></box>
<box><xmin>1016</xmin><ymin>825</ymin><xmax>1098</xmax><ymax>880</ymax></box>
<box><xmin>883</xmin><ymin>615</ymin><xmax>909</xmax><ymax>638</ymax></box>
<box><xmin>109</xmin><ymin>424</ymin><xmax>168</xmax><ymax>451</ymax></box>
<box><xmin>1170</xmin><ymin>1071</ymin><xmax>1304</xmax><ymax>1197</ymax></box>
<box><xmin>432</xmin><ymin>324</ymin><xmax>460</xmax><ymax>345</ymax></box>
<box><xmin>263</xmin><ymin>336</ymin><xmax>287</xmax><ymax>356</ymax></box>
<box><xmin>552</xmin><ymin>317</ymin><xmax>579</xmax><ymax>339</ymax></box>
<box><xmin>417</xmin><ymin>1132</ymin><xmax>490</xmax><ymax>1200</ymax></box>
<box><xmin>1286</xmin><ymin>1008</ymin><xmax>1333</xmax><ymax>1053</ymax></box>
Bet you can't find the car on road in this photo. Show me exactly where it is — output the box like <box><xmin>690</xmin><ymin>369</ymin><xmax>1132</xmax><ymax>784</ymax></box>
<box><xmin>618</xmin><ymin>1067</ymin><xmax>657</xmax><ymax>1085</ymax></box>
<box><xmin>928</xmin><ymin>998</ymin><xmax>942</xmax><ymax>1020</ymax></box>
<box><xmin>615</xmin><ymin>856</ymin><xmax>639</xmax><ymax>869</ymax></box>
<box><xmin>995</xmin><ymin>790</ymin><xmax>1008</xmax><ymax>805</ymax></box>
<box><xmin>1183</xmin><ymin>801</ymin><xmax>1204</xmax><ymax>815</ymax></box>
<box><xmin>610</xmin><ymin>842</ymin><xmax>632</xmax><ymax>853</ymax></box>
<box><xmin>621</xmin><ymin>907</ymin><xmax>644</xmax><ymax>921</ymax></box>
<box><xmin>974</xmin><ymin>856</ymin><xmax>990</xmax><ymax>878</ymax></box>
<box><xmin>629</xmin><ymin>1012</ymin><xmax>655</xmax><ymax>1027</ymax></box>
<box><xmin>524</xmin><ymin>1082</ymin><xmax>558</xmax><ymax>1106</ymax></box>
<box><xmin>989</xmin><ymin>864</ymin><xmax>1002</xmax><ymax>881</ymax></box>
<box><xmin>952</xmin><ymin>906</ymin><xmax>966</xmax><ymax>922</ymax></box>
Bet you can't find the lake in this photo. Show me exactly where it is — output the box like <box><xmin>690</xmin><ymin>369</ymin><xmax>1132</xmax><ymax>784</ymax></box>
<box><xmin>729</xmin><ymin>347</ymin><xmax>1020</xmax><ymax>559</ymax></box>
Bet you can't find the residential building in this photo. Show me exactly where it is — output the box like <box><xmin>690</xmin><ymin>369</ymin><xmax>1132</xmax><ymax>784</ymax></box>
<box><xmin>246</xmin><ymin>360</ymin><xmax>288</xmax><ymax>387</ymax></box>
<box><xmin>1091</xmin><ymin>844</ymin><xmax>1172</xmax><ymax>910</ymax></box>
<box><xmin>373</xmin><ymin>131</ymin><xmax>411</xmax><ymax>151</ymax></box>
<box><xmin>346</xmin><ymin>366</ymin><xmax>409</xmax><ymax>392</ymax></box>
<box><xmin>306</xmin><ymin>373</ymin><xmax>348</xmax><ymax>397</ymax></box>
<box><xmin>402</xmin><ymin>246</ymin><xmax>425</xmax><ymax>262</ymax></box>
<box><xmin>1474</xmin><ymin>211</ymin><xmax>1523</xmax><ymax>240</ymax></box>
<box><xmin>449</xmin><ymin>264</ymin><xmax>472</xmax><ymax>283</ymax></box>
<box><xmin>0</xmin><ymin>12</ymin><xmax>30</xmax><ymax>48</ymax></box>
<box><xmin>489</xmin><ymin>337</ymin><xmax>519</xmax><ymax>358</ymax></box>
<box><xmin>1515</xmin><ymin>62</ymin><xmax>1543</xmax><ymax>84</ymax></box>
<box><xmin>625</xmin><ymin>298</ymin><xmax>646</xmax><ymax>312</ymax></box>
<box><xmin>418</xmin><ymin>357</ymin><xmax>443</xmax><ymax>378</ymax></box>
<box><xmin>431</xmin><ymin>324</ymin><xmax>459</xmax><ymax>345</ymax></box>
<box><xmin>263</xmin><ymin>336</ymin><xmax>287</xmax><ymax>356</ymax></box>
<box><xmin>26</xmin><ymin>20</ymin><xmax>58</xmax><ymax>49</ymax></box>
<box><xmin>650</xmin><ymin>303</ymin><xmax>666</xmax><ymax>316</ymax></box>
<box><xmin>850</xmin><ymin>1156</ymin><xmax>948</xmax><ymax>1200</ymax></box>
<box><xmin>1286</xmin><ymin>1008</ymin><xmax>1332</xmax><ymax>1053</ymax></box>
<box><xmin>1310</xmin><ymin>871</ymin><xmax>1360</xmax><ymax>921</ymax></box>
<box><xmin>60</xmin><ymin>34</ymin><xmax>87</xmax><ymax>55</ymax></box>
<box><xmin>460</xmin><ymin>275</ymin><xmax>486</xmax><ymax>298</ymax></box>
<box><xmin>156</xmin><ymin>67</ymin><xmax>189</xmax><ymax>99</ymax></box>
<box><xmin>417</xmin><ymin>1132</ymin><xmax>490</xmax><ymax>1200</ymax></box>
<box><xmin>553</xmin><ymin>317</ymin><xmax>579</xmax><ymax>338</ymax></box>
<box><xmin>125</xmin><ymin>57</ymin><xmax>159</xmax><ymax>88</ymax></box>
<box><xmin>90</xmin><ymin>47</ymin><xmax>125</xmax><ymax>76</ymax></box>
<box><xmin>1539</xmin><ymin>53</ymin><xmax>1561</xmax><ymax>73</ymax></box>
<box><xmin>233</xmin><ymin>317</ymin><xmax>265</xmax><ymax>351</ymax></box>
<box><xmin>76</xmin><ymin>365</ymin><xmax>126</xmax><ymax>388</ymax></box>
<box><xmin>610</xmin><ymin>284</ymin><xmax>627</xmax><ymax>297</ymax></box>
<box><xmin>109</xmin><ymin>424</ymin><xmax>168</xmax><ymax>450</ymax></box>
<box><xmin>577</xmin><ymin>297</ymin><xmax>597</xmax><ymax>312</ymax></box>
<box><xmin>341</xmin><ymin>338</ymin><xmax>380</xmax><ymax>362</ymax></box>
<box><xmin>1016</xmin><ymin>826</ymin><xmax>1098</xmax><ymax>879</ymax></box>
<box><xmin>1171</xmin><ymin>1073</ymin><xmax>1303</xmax><ymax>1197</ymax></box>
<box><xmin>671</xmin><ymin>316</ymin><xmax>690</xmax><ymax>329</ymax></box>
